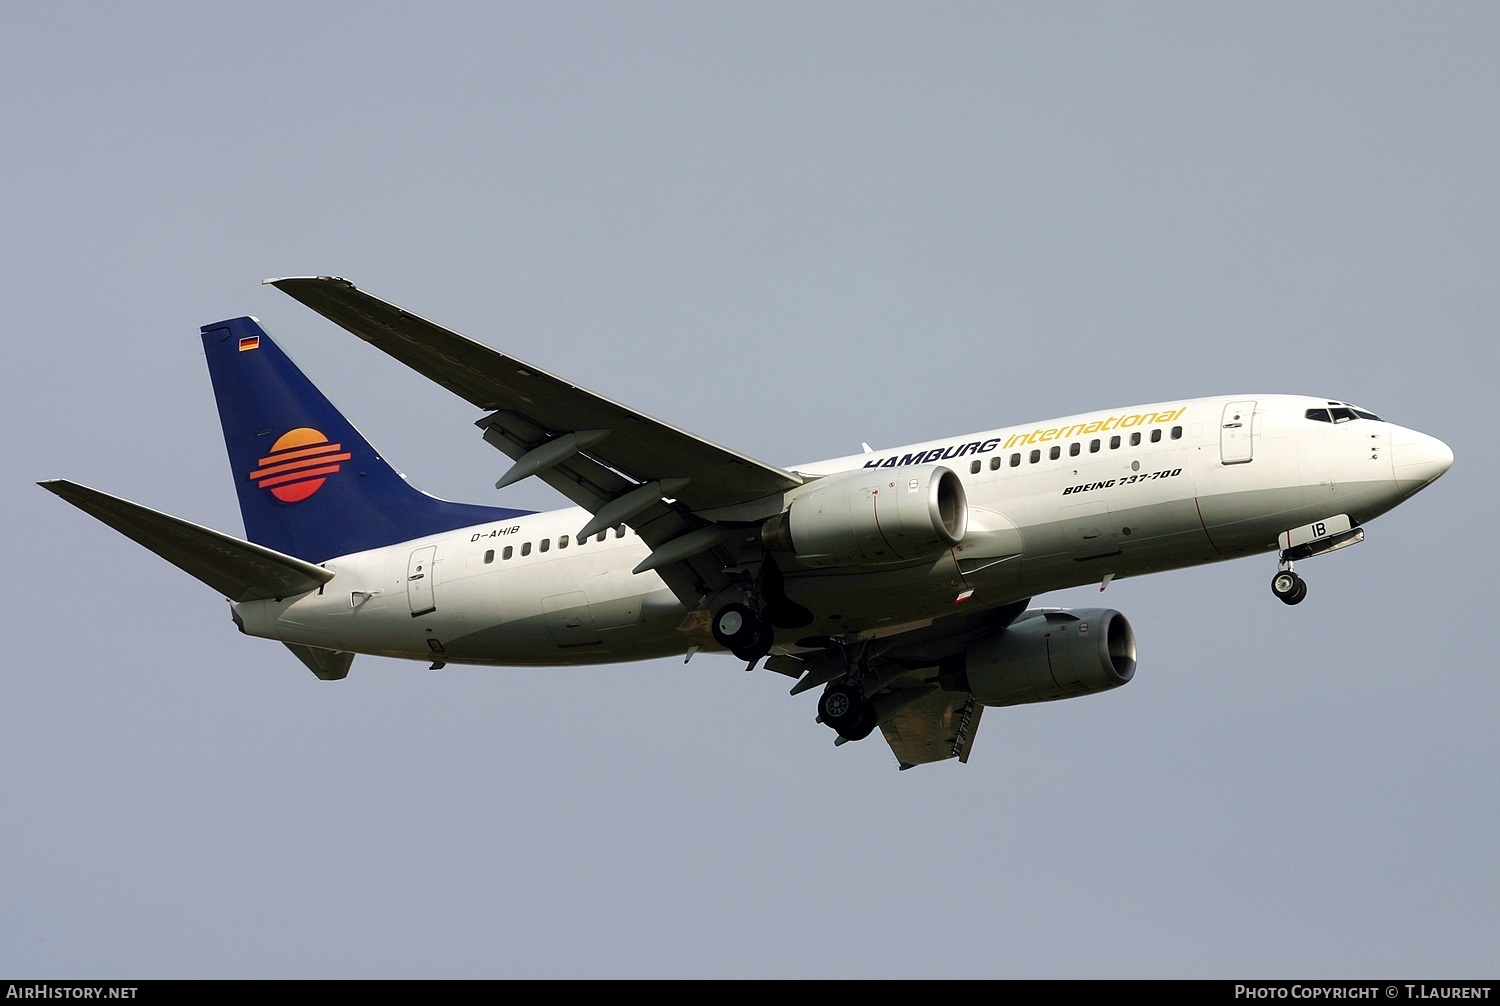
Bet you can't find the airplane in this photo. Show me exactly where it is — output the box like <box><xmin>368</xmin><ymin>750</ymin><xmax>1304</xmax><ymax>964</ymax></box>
<box><xmin>42</xmin><ymin>277</ymin><xmax>1454</xmax><ymax>768</ymax></box>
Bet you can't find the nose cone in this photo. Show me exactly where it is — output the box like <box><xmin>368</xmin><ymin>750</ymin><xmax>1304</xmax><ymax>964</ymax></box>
<box><xmin>1391</xmin><ymin>427</ymin><xmax>1454</xmax><ymax>489</ymax></box>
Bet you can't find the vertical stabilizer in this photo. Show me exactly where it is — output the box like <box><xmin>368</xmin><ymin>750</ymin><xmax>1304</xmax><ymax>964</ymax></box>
<box><xmin>202</xmin><ymin>316</ymin><xmax>530</xmax><ymax>562</ymax></box>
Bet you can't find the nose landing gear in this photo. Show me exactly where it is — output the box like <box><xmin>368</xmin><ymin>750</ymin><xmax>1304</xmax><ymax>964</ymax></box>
<box><xmin>1271</xmin><ymin>563</ymin><xmax>1308</xmax><ymax>605</ymax></box>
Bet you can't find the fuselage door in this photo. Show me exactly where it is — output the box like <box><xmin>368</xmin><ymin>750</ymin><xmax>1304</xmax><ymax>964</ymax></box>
<box><xmin>407</xmin><ymin>545</ymin><xmax>437</xmax><ymax>617</ymax></box>
<box><xmin>1220</xmin><ymin>400</ymin><xmax>1257</xmax><ymax>464</ymax></box>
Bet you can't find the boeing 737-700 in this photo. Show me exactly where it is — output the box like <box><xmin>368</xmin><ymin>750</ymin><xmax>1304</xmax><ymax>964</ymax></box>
<box><xmin>42</xmin><ymin>277</ymin><xmax>1454</xmax><ymax>768</ymax></box>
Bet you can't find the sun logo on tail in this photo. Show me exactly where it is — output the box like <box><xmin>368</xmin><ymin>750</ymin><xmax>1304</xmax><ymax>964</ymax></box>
<box><xmin>249</xmin><ymin>428</ymin><xmax>352</xmax><ymax>502</ymax></box>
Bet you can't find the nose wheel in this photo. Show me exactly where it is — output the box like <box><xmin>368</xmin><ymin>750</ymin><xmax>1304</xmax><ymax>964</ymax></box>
<box><xmin>1271</xmin><ymin>565</ymin><xmax>1307</xmax><ymax>605</ymax></box>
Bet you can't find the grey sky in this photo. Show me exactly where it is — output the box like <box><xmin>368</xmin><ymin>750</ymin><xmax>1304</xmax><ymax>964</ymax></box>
<box><xmin>3</xmin><ymin>3</ymin><xmax>1495</xmax><ymax>977</ymax></box>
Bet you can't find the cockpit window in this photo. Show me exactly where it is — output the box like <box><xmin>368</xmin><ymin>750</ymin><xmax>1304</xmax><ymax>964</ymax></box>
<box><xmin>1311</xmin><ymin>402</ymin><xmax>1384</xmax><ymax>423</ymax></box>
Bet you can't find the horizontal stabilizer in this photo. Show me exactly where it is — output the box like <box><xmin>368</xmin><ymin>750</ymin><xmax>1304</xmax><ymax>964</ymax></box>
<box><xmin>40</xmin><ymin>480</ymin><xmax>334</xmax><ymax>602</ymax></box>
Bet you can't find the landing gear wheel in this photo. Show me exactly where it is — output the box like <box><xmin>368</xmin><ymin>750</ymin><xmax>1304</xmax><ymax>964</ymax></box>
<box><xmin>731</xmin><ymin>622</ymin><xmax>775</xmax><ymax>663</ymax></box>
<box><xmin>818</xmin><ymin>682</ymin><xmax>877</xmax><ymax>741</ymax></box>
<box><xmin>712</xmin><ymin>603</ymin><xmax>761</xmax><ymax>651</ymax></box>
<box><xmin>1271</xmin><ymin>569</ymin><xmax>1307</xmax><ymax>605</ymax></box>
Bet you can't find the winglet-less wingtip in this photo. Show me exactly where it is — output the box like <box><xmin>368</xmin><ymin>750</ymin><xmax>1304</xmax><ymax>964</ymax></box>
<box><xmin>263</xmin><ymin>275</ymin><xmax>353</xmax><ymax>286</ymax></box>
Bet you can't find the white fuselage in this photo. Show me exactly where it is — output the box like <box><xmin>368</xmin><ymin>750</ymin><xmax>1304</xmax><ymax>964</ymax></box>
<box><xmin>232</xmin><ymin>394</ymin><xmax>1451</xmax><ymax>666</ymax></box>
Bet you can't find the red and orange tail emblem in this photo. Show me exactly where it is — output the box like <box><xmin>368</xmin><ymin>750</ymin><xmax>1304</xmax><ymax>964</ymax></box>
<box><xmin>248</xmin><ymin>428</ymin><xmax>352</xmax><ymax>502</ymax></box>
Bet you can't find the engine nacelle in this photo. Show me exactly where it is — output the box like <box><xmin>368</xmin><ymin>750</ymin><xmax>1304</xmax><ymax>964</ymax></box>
<box><xmin>762</xmin><ymin>464</ymin><xmax>968</xmax><ymax>566</ymax></box>
<box><xmin>939</xmin><ymin>608</ymin><xmax>1136</xmax><ymax>707</ymax></box>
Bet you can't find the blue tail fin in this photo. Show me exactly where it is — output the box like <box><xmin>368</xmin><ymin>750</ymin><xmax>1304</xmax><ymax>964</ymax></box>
<box><xmin>202</xmin><ymin>316</ymin><xmax>531</xmax><ymax>563</ymax></box>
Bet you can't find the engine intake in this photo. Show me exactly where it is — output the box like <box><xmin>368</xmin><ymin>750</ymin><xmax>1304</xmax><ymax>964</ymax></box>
<box><xmin>762</xmin><ymin>464</ymin><xmax>967</xmax><ymax>567</ymax></box>
<box><xmin>940</xmin><ymin>608</ymin><xmax>1136</xmax><ymax>707</ymax></box>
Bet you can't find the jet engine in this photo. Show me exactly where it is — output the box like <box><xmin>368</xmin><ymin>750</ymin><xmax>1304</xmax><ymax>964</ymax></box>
<box><xmin>939</xmin><ymin>608</ymin><xmax>1136</xmax><ymax>707</ymax></box>
<box><xmin>761</xmin><ymin>464</ymin><xmax>967</xmax><ymax>567</ymax></box>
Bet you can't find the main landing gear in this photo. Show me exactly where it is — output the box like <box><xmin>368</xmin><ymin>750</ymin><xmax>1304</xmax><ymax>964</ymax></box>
<box><xmin>1271</xmin><ymin>563</ymin><xmax>1308</xmax><ymax>606</ymax></box>
<box><xmin>711</xmin><ymin>602</ymin><xmax>775</xmax><ymax>662</ymax></box>
<box><xmin>817</xmin><ymin>680</ymin><xmax>878</xmax><ymax>742</ymax></box>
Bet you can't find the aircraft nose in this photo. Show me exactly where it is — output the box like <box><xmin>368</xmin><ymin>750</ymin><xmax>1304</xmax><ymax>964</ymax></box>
<box><xmin>1390</xmin><ymin>427</ymin><xmax>1454</xmax><ymax>488</ymax></box>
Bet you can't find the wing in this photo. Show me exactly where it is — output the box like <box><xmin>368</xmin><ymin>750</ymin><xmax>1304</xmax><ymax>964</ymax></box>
<box><xmin>268</xmin><ymin>276</ymin><xmax>803</xmax><ymax>606</ymax></box>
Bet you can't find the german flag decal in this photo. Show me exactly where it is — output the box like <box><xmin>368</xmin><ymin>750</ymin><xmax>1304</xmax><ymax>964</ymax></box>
<box><xmin>238</xmin><ymin>336</ymin><xmax>260</xmax><ymax>351</ymax></box>
<box><xmin>249</xmin><ymin>428</ymin><xmax>352</xmax><ymax>502</ymax></box>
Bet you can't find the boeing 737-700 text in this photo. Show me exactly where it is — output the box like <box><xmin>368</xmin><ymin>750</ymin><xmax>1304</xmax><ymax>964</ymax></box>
<box><xmin>42</xmin><ymin>277</ymin><xmax>1454</xmax><ymax>768</ymax></box>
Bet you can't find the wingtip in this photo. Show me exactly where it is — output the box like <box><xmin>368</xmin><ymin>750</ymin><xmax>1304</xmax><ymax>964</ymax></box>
<box><xmin>263</xmin><ymin>275</ymin><xmax>354</xmax><ymax>289</ymax></box>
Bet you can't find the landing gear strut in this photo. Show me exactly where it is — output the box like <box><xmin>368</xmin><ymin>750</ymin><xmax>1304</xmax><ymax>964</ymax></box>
<box><xmin>1271</xmin><ymin>562</ymin><xmax>1307</xmax><ymax>605</ymax></box>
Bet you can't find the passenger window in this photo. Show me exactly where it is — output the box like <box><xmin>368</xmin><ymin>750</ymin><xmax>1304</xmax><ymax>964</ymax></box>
<box><xmin>1010</xmin><ymin>453</ymin><xmax>1021</xmax><ymax>467</ymax></box>
<box><xmin>1129</xmin><ymin>432</ymin><xmax>1141</xmax><ymax>446</ymax></box>
<box><xmin>615</xmin><ymin>525</ymin><xmax>627</xmax><ymax>538</ymax></box>
<box><xmin>1069</xmin><ymin>442</ymin><xmax>1080</xmax><ymax>457</ymax></box>
<box><xmin>484</xmin><ymin>549</ymin><xmax>494</xmax><ymax>563</ymax></box>
<box><xmin>521</xmin><ymin>542</ymin><xmax>531</xmax><ymax>557</ymax></box>
<box><xmin>1110</xmin><ymin>436</ymin><xmax>1121</xmax><ymax>449</ymax></box>
<box><xmin>1049</xmin><ymin>445</ymin><xmax>1060</xmax><ymax>460</ymax></box>
<box><xmin>1029</xmin><ymin>450</ymin><xmax>1040</xmax><ymax>464</ymax></box>
<box><xmin>559</xmin><ymin>535</ymin><xmax>569</xmax><ymax>549</ymax></box>
<box><xmin>1090</xmin><ymin>439</ymin><xmax>1100</xmax><ymax>453</ymax></box>
<box><xmin>989</xmin><ymin>456</ymin><xmax>1002</xmax><ymax>471</ymax></box>
<box><xmin>1171</xmin><ymin>426</ymin><xmax>1182</xmax><ymax>440</ymax></box>
<box><xmin>503</xmin><ymin>546</ymin><xmax>513</xmax><ymax>560</ymax></box>
<box><xmin>1150</xmin><ymin>429</ymin><xmax>1162</xmax><ymax>443</ymax></box>
<box><xmin>970</xmin><ymin>460</ymin><xmax>981</xmax><ymax>474</ymax></box>
<box><xmin>540</xmin><ymin>539</ymin><xmax>550</xmax><ymax>552</ymax></box>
